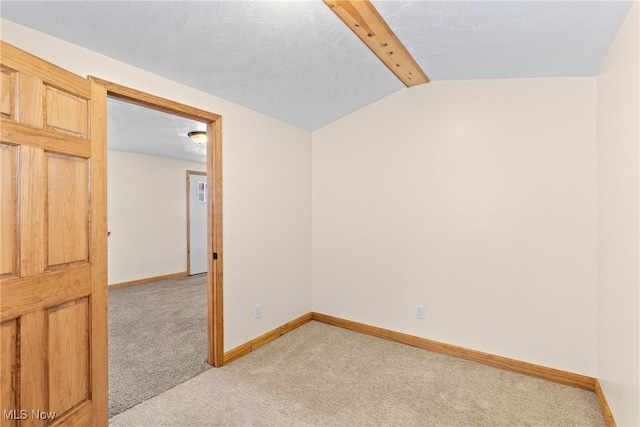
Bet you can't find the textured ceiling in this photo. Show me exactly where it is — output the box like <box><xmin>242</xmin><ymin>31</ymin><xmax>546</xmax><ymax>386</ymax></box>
<box><xmin>108</xmin><ymin>99</ymin><xmax>207</xmax><ymax>164</ymax></box>
<box><xmin>0</xmin><ymin>0</ymin><xmax>633</xmax><ymax>161</ymax></box>
<box><xmin>374</xmin><ymin>0</ymin><xmax>633</xmax><ymax>80</ymax></box>
<box><xmin>0</xmin><ymin>1</ymin><xmax>403</xmax><ymax>131</ymax></box>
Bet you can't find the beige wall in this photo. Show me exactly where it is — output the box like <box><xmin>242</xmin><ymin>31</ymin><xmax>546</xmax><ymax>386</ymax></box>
<box><xmin>596</xmin><ymin>3</ymin><xmax>640</xmax><ymax>426</ymax></box>
<box><xmin>0</xmin><ymin>19</ymin><xmax>312</xmax><ymax>351</ymax></box>
<box><xmin>107</xmin><ymin>150</ymin><xmax>206</xmax><ymax>285</ymax></box>
<box><xmin>313</xmin><ymin>77</ymin><xmax>598</xmax><ymax>376</ymax></box>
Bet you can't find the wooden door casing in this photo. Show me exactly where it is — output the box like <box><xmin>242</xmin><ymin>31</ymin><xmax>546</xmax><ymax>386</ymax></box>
<box><xmin>0</xmin><ymin>42</ymin><xmax>107</xmax><ymax>427</ymax></box>
<box><xmin>89</xmin><ymin>77</ymin><xmax>224</xmax><ymax>367</ymax></box>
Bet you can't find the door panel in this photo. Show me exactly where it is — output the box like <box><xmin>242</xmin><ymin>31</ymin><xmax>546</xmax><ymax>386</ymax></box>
<box><xmin>0</xmin><ymin>42</ymin><xmax>107</xmax><ymax>426</ymax></box>
<box><xmin>0</xmin><ymin>145</ymin><xmax>17</xmax><ymax>277</ymax></box>
<box><xmin>18</xmin><ymin>310</ymin><xmax>45</xmax><ymax>427</ymax></box>
<box><xmin>47</xmin><ymin>154</ymin><xmax>89</xmax><ymax>268</ymax></box>
<box><xmin>44</xmin><ymin>87</ymin><xmax>88</xmax><ymax>137</ymax></box>
<box><xmin>47</xmin><ymin>298</ymin><xmax>90</xmax><ymax>416</ymax></box>
<box><xmin>0</xmin><ymin>68</ymin><xmax>14</xmax><ymax>119</ymax></box>
<box><xmin>19</xmin><ymin>146</ymin><xmax>46</xmax><ymax>277</ymax></box>
<box><xmin>18</xmin><ymin>73</ymin><xmax>44</xmax><ymax>128</ymax></box>
<box><xmin>0</xmin><ymin>320</ymin><xmax>17</xmax><ymax>427</ymax></box>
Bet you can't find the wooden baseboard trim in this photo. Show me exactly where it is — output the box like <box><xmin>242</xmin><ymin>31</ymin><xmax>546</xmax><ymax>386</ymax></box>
<box><xmin>108</xmin><ymin>271</ymin><xmax>189</xmax><ymax>291</ymax></box>
<box><xmin>221</xmin><ymin>312</ymin><xmax>615</xmax><ymax>424</ymax></box>
<box><xmin>223</xmin><ymin>313</ymin><xmax>313</xmax><ymax>364</ymax></box>
<box><xmin>311</xmin><ymin>312</ymin><xmax>596</xmax><ymax>391</ymax></box>
<box><xmin>594</xmin><ymin>379</ymin><xmax>617</xmax><ymax>426</ymax></box>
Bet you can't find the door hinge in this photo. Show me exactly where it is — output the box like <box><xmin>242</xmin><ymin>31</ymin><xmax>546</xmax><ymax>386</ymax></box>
<box><xmin>213</xmin><ymin>252</ymin><xmax>218</xmax><ymax>260</ymax></box>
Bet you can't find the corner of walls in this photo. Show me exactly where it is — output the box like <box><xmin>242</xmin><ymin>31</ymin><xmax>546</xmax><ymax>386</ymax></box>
<box><xmin>312</xmin><ymin>77</ymin><xmax>598</xmax><ymax>377</ymax></box>
<box><xmin>107</xmin><ymin>150</ymin><xmax>206</xmax><ymax>285</ymax></box>
<box><xmin>596</xmin><ymin>2</ymin><xmax>640</xmax><ymax>426</ymax></box>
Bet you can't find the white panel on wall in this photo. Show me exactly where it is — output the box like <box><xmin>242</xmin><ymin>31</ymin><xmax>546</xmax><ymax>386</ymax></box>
<box><xmin>313</xmin><ymin>77</ymin><xmax>597</xmax><ymax>376</ymax></box>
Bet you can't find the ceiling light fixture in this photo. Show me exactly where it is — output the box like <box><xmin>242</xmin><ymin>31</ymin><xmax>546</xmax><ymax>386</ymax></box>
<box><xmin>187</xmin><ymin>131</ymin><xmax>207</xmax><ymax>144</ymax></box>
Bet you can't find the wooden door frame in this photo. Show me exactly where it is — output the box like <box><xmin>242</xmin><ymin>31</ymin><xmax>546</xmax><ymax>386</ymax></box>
<box><xmin>186</xmin><ymin>170</ymin><xmax>207</xmax><ymax>276</ymax></box>
<box><xmin>91</xmin><ymin>78</ymin><xmax>224</xmax><ymax>367</ymax></box>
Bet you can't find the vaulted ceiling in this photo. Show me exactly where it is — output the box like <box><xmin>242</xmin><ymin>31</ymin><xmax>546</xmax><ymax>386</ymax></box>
<box><xmin>0</xmin><ymin>1</ymin><xmax>633</xmax><ymax>162</ymax></box>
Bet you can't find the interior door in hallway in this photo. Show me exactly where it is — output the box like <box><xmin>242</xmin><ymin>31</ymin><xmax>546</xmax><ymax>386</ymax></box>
<box><xmin>0</xmin><ymin>42</ymin><xmax>108</xmax><ymax>426</ymax></box>
<box><xmin>188</xmin><ymin>171</ymin><xmax>207</xmax><ymax>275</ymax></box>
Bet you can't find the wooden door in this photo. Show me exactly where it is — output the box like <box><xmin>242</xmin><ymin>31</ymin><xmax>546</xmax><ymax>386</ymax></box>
<box><xmin>0</xmin><ymin>42</ymin><xmax>107</xmax><ymax>426</ymax></box>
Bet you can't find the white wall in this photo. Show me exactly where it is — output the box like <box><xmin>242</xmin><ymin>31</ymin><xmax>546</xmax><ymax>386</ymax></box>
<box><xmin>313</xmin><ymin>77</ymin><xmax>598</xmax><ymax>376</ymax></box>
<box><xmin>107</xmin><ymin>150</ymin><xmax>206</xmax><ymax>285</ymax></box>
<box><xmin>0</xmin><ymin>20</ymin><xmax>312</xmax><ymax>351</ymax></box>
<box><xmin>596</xmin><ymin>3</ymin><xmax>640</xmax><ymax>426</ymax></box>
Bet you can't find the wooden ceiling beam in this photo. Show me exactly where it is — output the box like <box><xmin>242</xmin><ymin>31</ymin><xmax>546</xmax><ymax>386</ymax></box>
<box><xmin>324</xmin><ymin>0</ymin><xmax>429</xmax><ymax>87</ymax></box>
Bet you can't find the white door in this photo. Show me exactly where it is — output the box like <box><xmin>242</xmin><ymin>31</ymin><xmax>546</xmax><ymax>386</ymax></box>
<box><xmin>188</xmin><ymin>172</ymin><xmax>208</xmax><ymax>275</ymax></box>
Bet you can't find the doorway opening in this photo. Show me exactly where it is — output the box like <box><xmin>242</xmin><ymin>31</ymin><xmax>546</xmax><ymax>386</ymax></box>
<box><xmin>92</xmin><ymin>78</ymin><xmax>223</xmax><ymax>417</ymax></box>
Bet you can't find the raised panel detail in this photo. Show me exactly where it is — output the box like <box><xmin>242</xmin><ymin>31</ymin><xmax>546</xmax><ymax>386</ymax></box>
<box><xmin>47</xmin><ymin>154</ymin><xmax>88</xmax><ymax>268</ymax></box>
<box><xmin>1</xmin><ymin>68</ymin><xmax>15</xmax><ymax>119</ymax></box>
<box><xmin>16</xmin><ymin>73</ymin><xmax>44</xmax><ymax>128</ymax></box>
<box><xmin>0</xmin><ymin>144</ymin><xmax>17</xmax><ymax>277</ymax></box>
<box><xmin>19</xmin><ymin>146</ymin><xmax>46</xmax><ymax>277</ymax></box>
<box><xmin>47</xmin><ymin>298</ymin><xmax>89</xmax><ymax>416</ymax></box>
<box><xmin>44</xmin><ymin>86</ymin><xmax>88</xmax><ymax>138</ymax></box>
<box><xmin>0</xmin><ymin>320</ymin><xmax>18</xmax><ymax>427</ymax></box>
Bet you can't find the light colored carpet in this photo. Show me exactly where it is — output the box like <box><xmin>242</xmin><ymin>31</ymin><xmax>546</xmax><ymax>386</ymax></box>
<box><xmin>108</xmin><ymin>274</ymin><xmax>211</xmax><ymax>418</ymax></box>
<box><xmin>110</xmin><ymin>321</ymin><xmax>605</xmax><ymax>427</ymax></box>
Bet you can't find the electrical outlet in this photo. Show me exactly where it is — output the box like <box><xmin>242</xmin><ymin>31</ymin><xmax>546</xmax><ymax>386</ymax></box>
<box><xmin>254</xmin><ymin>304</ymin><xmax>262</xmax><ymax>319</ymax></box>
<box><xmin>416</xmin><ymin>305</ymin><xmax>425</xmax><ymax>319</ymax></box>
